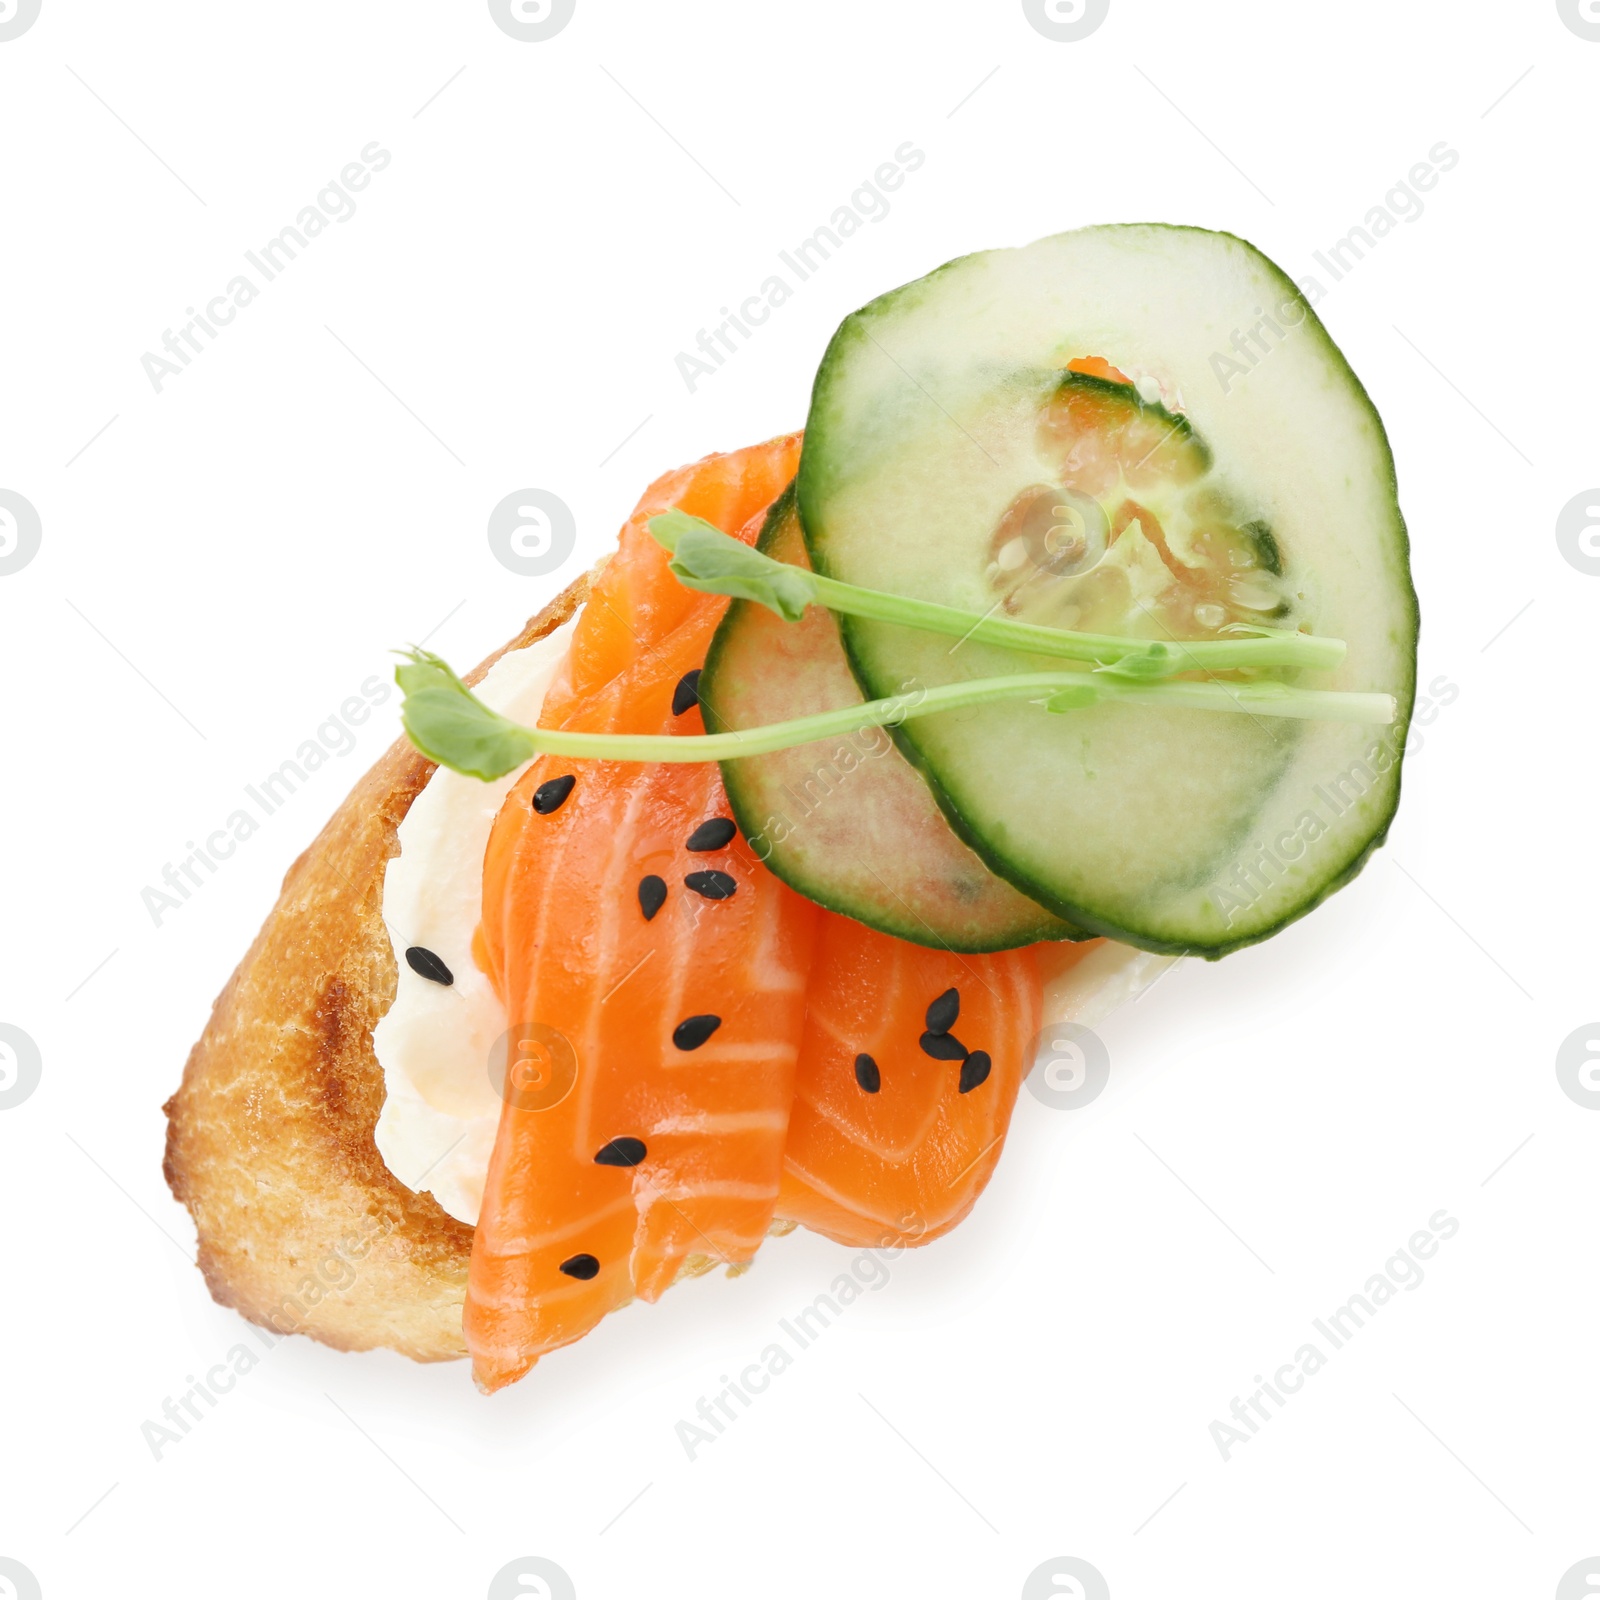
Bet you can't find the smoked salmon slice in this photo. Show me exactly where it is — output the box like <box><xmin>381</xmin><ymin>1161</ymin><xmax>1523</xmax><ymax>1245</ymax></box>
<box><xmin>539</xmin><ymin>436</ymin><xmax>802</xmax><ymax>732</ymax></box>
<box><xmin>466</xmin><ymin>430</ymin><xmax>1068</xmax><ymax>1389</ymax></box>
<box><xmin>777</xmin><ymin>916</ymin><xmax>1069</xmax><ymax>1249</ymax></box>
<box><xmin>467</xmin><ymin>439</ymin><xmax>816</xmax><ymax>1393</ymax></box>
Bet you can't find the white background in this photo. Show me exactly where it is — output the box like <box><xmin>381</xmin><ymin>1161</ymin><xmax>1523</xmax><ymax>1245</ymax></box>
<box><xmin>2</xmin><ymin>2</ymin><xmax>1597</xmax><ymax>1596</ymax></box>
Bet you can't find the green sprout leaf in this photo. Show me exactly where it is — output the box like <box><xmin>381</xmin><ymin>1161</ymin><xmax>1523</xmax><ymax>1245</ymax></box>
<box><xmin>643</xmin><ymin>509</ymin><xmax>701</xmax><ymax>555</ymax></box>
<box><xmin>1091</xmin><ymin>645</ymin><xmax>1177</xmax><ymax>682</ymax></box>
<box><xmin>650</xmin><ymin>513</ymin><xmax>816</xmax><ymax>622</ymax></box>
<box><xmin>394</xmin><ymin>648</ymin><xmax>538</xmax><ymax>781</ymax></box>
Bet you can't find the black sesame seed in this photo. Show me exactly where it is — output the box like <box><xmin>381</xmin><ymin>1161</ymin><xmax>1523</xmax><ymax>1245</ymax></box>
<box><xmin>685</xmin><ymin>869</ymin><xmax>738</xmax><ymax>901</ymax></box>
<box><xmin>404</xmin><ymin>946</ymin><xmax>454</xmax><ymax>986</ymax></box>
<box><xmin>671</xmin><ymin>669</ymin><xmax>702</xmax><ymax>716</ymax></box>
<box><xmin>854</xmin><ymin>1053</ymin><xmax>881</xmax><ymax>1094</ymax></box>
<box><xmin>638</xmin><ymin>874</ymin><xmax>668</xmax><ymax>921</ymax></box>
<box><xmin>925</xmin><ymin>987</ymin><xmax>960</xmax><ymax>1035</ymax></box>
<box><xmin>594</xmin><ymin>1137</ymin><xmax>648</xmax><ymax>1168</ymax></box>
<box><xmin>673</xmin><ymin>1013</ymin><xmax>722</xmax><ymax>1051</ymax></box>
<box><xmin>559</xmin><ymin>1253</ymin><xmax>600</xmax><ymax>1280</ymax></box>
<box><xmin>532</xmin><ymin>774</ymin><xmax>577</xmax><ymax>815</ymax></box>
<box><xmin>685</xmin><ymin>817</ymin><xmax>738</xmax><ymax>852</ymax></box>
<box><xmin>919</xmin><ymin>1030</ymin><xmax>968</xmax><ymax>1062</ymax></box>
<box><xmin>958</xmin><ymin>1051</ymin><xmax>992</xmax><ymax>1094</ymax></box>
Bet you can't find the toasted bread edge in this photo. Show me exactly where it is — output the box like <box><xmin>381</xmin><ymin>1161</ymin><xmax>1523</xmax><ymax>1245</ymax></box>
<box><xmin>162</xmin><ymin>574</ymin><xmax>590</xmax><ymax>1363</ymax></box>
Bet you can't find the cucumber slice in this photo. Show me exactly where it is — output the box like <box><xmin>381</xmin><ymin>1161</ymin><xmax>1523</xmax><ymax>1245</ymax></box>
<box><xmin>798</xmin><ymin>225</ymin><xmax>1418</xmax><ymax>956</ymax></box>
<box><xmin>701</xmin><ymin>485</ymin><xmax>1082</xmax><ymax>951</ymax></box>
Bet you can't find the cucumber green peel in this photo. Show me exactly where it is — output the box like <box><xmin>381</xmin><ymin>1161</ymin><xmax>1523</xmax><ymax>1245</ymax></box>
<box><xmin>396</xmin><ymin>647</ymin><xmax>1394</xmax><ymax>784</ymax></box>
<box><xmin>648</xmin><ymin>510</ymin><xmax>1347</xmax><ymax>677</ymax></box>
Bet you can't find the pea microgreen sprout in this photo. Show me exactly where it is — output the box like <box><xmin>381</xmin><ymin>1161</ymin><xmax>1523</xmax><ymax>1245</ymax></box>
<box><xmin>397</xmin><ymin>648</ymin><xmax>1395</xmax><ymax>784</ymax></box>
<box><xmin>647</xmin><ymin>510</ymin><xmax>1346</xmax><ymax>678</ymax></box>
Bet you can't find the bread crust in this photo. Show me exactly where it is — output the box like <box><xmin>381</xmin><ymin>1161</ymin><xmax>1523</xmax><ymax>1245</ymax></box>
<box><xmin>163</xmin><ymin>576</ymin><xmax>589</xmax><ymax>1362</ymax></box>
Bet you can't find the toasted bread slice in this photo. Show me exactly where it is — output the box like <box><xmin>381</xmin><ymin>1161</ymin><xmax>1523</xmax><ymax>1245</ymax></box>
<box><xmin>163</xmin><ymin>577</ymin><xmax>589</xmax><ymax>1362</ymax></box>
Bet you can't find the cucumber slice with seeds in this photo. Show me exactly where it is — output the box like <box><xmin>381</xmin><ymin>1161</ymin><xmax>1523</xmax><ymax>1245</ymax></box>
<box><xmin>701</xmin><ymin>485</ymin><xmax>1082</xmax><ymax>951</ymax></box>
<box><xmin>798</xmin><ymin>224</ymin><xmax>1418</xmax><ymax>956</ymax></box>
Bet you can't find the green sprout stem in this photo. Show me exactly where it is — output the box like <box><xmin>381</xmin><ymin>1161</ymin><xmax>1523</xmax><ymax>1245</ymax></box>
<box><xmin>648</xmin><ymin>510</ymin><xmax>1346</xmax><ymax>677</ymax></box>
<box><xmin>397</xmin><ymin>648</ymin><xmax>1395</xmax><ymax>783</ymax></box>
